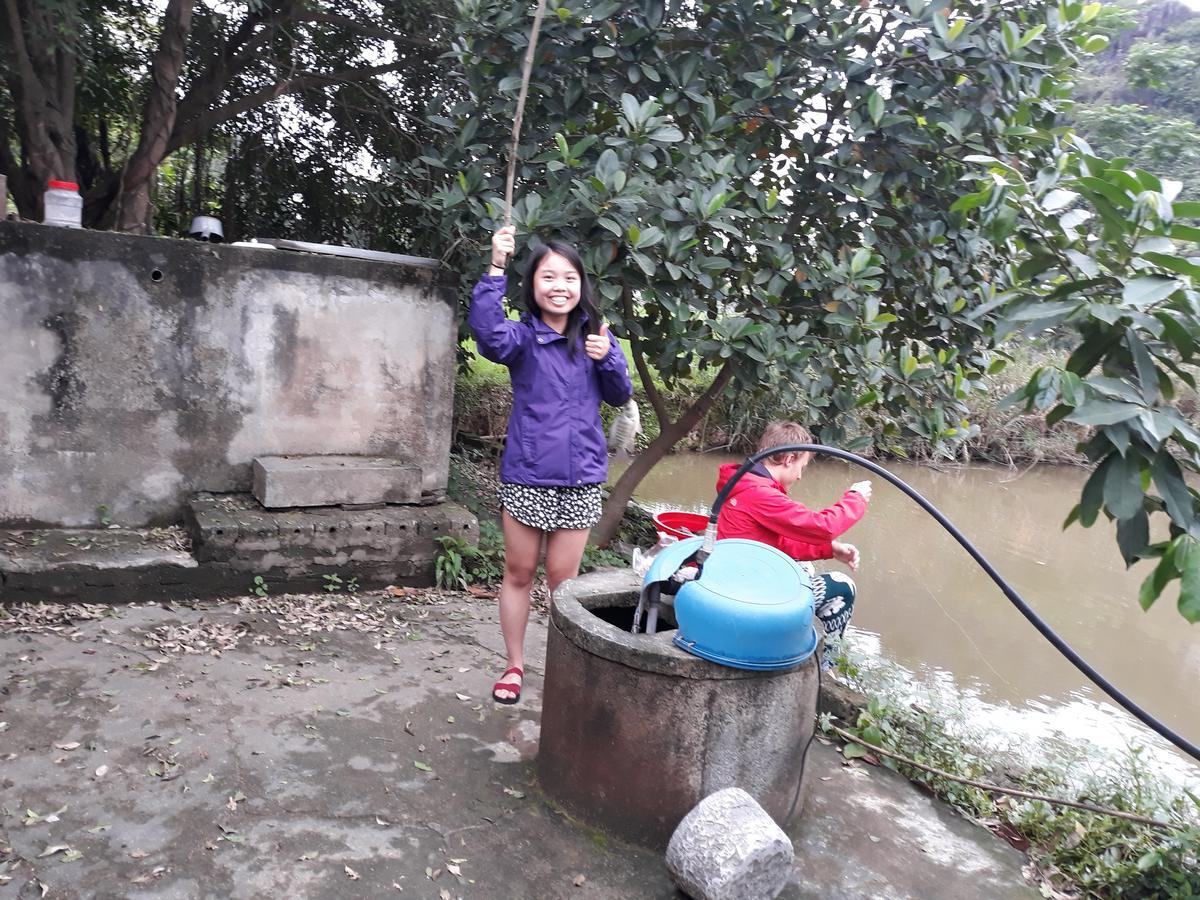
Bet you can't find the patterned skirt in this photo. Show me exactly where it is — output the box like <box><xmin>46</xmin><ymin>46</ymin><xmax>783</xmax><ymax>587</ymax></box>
<box><xmin>499</xmin><ymin>483</ymin><xmax>604</xmax><ymax>532</ymax></box>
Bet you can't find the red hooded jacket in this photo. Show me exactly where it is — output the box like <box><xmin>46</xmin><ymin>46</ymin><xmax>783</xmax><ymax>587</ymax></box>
<box><xmin>714</xmin><ymin>462</ymin><xmax>867</xmax><ymax>561</ymax></box>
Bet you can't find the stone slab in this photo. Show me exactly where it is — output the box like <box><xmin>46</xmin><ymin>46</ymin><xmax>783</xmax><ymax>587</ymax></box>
<box><xmin>252</xmin><ymin>455</ymin><xmax>422</xmax><ymax>508</ymax></box>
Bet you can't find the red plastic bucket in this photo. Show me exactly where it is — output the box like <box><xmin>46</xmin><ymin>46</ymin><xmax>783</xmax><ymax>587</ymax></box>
<box><xmin>652</xmin><ymin>511</ymin><xmax>710</xmax><ymax>541</ymax></box>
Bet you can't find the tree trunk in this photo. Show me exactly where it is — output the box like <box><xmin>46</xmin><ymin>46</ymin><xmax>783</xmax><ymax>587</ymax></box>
<box><xmin>115</xmin><ymin>0</ymin><xmax>194</xmax><ymax>233</ymax></box>
<box><xmin>592</xmin><ymin>359</ymin><xmax>738</xmax><ymax>546</ymax></box>
<box><xmin>1</xmin><ymin>0</ymin><xmax>79</xmax><ymax>219</ymax></box>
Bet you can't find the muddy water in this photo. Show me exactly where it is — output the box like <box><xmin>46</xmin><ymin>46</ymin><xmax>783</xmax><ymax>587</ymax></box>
<box><xmin>611</xmin><ymin>453</ymin><xmax>1199</xmax><ymax>773</ymax></box>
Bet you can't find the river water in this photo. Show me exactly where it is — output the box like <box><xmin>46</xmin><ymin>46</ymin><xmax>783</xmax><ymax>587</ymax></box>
<box><xmin>611</xmin><ymin>453</ymin><xmax>1199</xmax><ymax>779</ymax></box>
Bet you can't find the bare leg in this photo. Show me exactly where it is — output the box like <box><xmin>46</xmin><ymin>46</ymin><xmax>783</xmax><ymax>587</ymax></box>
<box><xmin>495</xmin><ymin>511</ymin><xmax>542</xmax><ymax>701</ymax></box>
<box><xmin>545</xmin><ymin>527</ymin><xmax>591</xmax><ymax>596</ymax></box>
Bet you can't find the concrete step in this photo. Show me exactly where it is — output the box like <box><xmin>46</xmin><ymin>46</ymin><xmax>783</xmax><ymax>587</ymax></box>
<box><xmin>0</xmin><ymin>526</ymin><xmax>205</xmax><ymax>602</ymax></box>
<box><xmin>185</xmin><ymin>493</ymin><xmax>476</xmax><ymax>576</ymax></box>
<box><xmin>0</xmin><ymin>496</ymin><xmax>478</xmax><ymax>604</ymax></box>
<box><xmin>252</xmin><ymin>455</ymin><xmax>422</xmax><ymax>508</ymax></box>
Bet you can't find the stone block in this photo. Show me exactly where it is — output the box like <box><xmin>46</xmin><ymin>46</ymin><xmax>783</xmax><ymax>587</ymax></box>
<box><xmin>665</xmin><ymin>788</ymin><xmax>794</xmax><ymax>900</ymax></box>
<box><xmin>252</xmin><ymin>456</ymin><xmax>422</xmax><ymax>508</ymax></box>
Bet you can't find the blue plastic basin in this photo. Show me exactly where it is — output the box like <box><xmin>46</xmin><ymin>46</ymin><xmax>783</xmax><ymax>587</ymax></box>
<box><xmin>641</xmin><ymin>538</ymin><xmax>818</xmax><ymax>671</ymax></box>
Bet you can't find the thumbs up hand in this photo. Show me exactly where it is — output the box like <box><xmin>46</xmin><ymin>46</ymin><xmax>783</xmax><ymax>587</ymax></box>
<box><xmin>585</xmin><ymin>322</ymin><xmax>612</xmax><ymax>360</ymax></box>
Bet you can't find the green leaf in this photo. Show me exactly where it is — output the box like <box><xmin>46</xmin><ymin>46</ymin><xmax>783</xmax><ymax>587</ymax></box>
<box><xmin>1152</xmin><ymin>452</ymin><xmax>1194</xmax><ymax>527</ymax></box>
<box><xmin>648</xmin><ymin>126</ymin><xmax>684</xmax><ymax>142</ymax></box>
<box><xmin>413</xmin><ymin>760</ymin><xmax>432</xmax><ymax>772</ymax></box>
<box><xmin>1001</xmin><ymin>20</ymin><xmax>1020</xmax><ymax>54</ymax></box>
<box><xmin>867</xmin><ymin>90</ymin><xmax>884</xmax><ymax>125</ymax></box>
<box><xmin>1123</xmin><ymin>276</ymin><xmax>1182</xmax><ymax>308</ymax></box>
<box><xmin>842</xmin><ymin>743</ymin><xmax>870</xmax><ymax>759</ymax></box>
<box><xmin>595</xmin><ymin>149</ymin><xmax>620</xmax><ymax>185</ymax></box>
<box><xmin>1104</xmin><ymin>451</ymin><xmax>1144</xmax><ymax>520</ymax></box>
<box><xmin>1116</xmin><ymin>509</ymin><xmax>1149</xmax><ymax>566</ymax></box>
<box><xmin>1180</xmin><ymin>539</ymin><xmax>1200</xmax><ymax>623</ymax></box>
<box><xmin>1066</xmin><ymin>400</ymin><xmax>1141</xmax><ymax>426</ymax></box>
<box><xmin>1138</xmin><ymin>252</ymin><xmax>1200</xmax><ymax>279</ymax></box>
<box><xmin>1139</xmin><ymin>545</ymin><xmax>1176</xmax><ymax>611</ymax></box>
<box><xmin>1078</xmin><ymin>456</ymin><xmax>1113</xmax><ymax>528</ymax></box>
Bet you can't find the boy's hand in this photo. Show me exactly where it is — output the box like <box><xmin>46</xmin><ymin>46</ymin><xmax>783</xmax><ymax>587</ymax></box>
<box><xmin>832</xmin><ymin>541</ymin><xmax>860</xmax><ymax>572</ymax></box>
<box><xmin>848</xmin><ymin>480</ymin><xmax>873</xmax><ymax>503</ymax></box>
<box><xmin>490</xmin><ymin>225</ymin><xmax>516</xmax><ymax>271</ymax></box>
<box><xmin>585</xmin><ymin>323</ymin><xmax>612</xmax><ymax>361</ymax></box>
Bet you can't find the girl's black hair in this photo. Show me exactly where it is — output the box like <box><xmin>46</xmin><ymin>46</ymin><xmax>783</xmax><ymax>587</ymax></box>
<box><xmin>520</xmin><ymin>239</ymin><xmax>601</xmax><ymax>355</ymax></box>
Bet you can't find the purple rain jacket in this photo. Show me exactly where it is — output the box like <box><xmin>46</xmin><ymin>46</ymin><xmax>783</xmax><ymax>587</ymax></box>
<box><xmin>469</xmin><ymin>274</ymin><xmax>634</xmax><ymax>487</ymax></box>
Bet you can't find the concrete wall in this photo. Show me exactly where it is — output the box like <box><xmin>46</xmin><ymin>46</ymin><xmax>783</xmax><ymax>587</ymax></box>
<box><xmin>0</xmin><ymin>221</ymin><xmax>459</xmax><ymax>527</ymax></box>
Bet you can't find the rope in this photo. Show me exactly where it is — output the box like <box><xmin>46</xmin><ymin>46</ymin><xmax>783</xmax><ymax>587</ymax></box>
<box><xmin>825</xmin><ymin>724</ymin><xmax>1179</xmax><ymax>832</ymax></box>
<box><xmin>503</xmin><ymin>0</ymin><xmax>549</xmax><ymax>227</ymax></box>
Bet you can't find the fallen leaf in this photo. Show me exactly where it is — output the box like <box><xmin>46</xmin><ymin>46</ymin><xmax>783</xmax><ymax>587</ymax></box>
<box><xmin>54</xmin><ymin>742</ymin><xmax>80</xmax><ymax>751</ymax></box>
<box><xmin>413</xmin><ymin>760</ymin><xmax>432</xmax><ymax>772</ymax></box>
<box><xmin>392</xmin><ymin>882</ymin><xmax>404</xmax><ymax>891</ymax></box>
<box><xmin>202</xmin><ymin>773</ymin><xmax>215</xmax><ymax>783</ymax></box>
<box><xmin>87</xmin><ymin>824</ymin><xmax>110</xmax><ymax>833</ymax></box>
<box><xmin>37</xmin><ymin>845</ymin><xmax>70</xmax><ymax>859</ymax></box>
<box><xmin>503</xmin><ymin>787</ymin><xmax>525</xmax><ymax>799</ymax></box>
<box><xmin>94</xmin><ymin>765</ymin><xmax>109</xmax><ymax>779</ymax></box>
<box><xmin>574</xmin><ymin>874</ymin><xmax>586</xmax><ymax>887</ymax></box>
<box><xmin>440</xmin><ymin>890</ymin><xmax>451</xmax><ymax>900</ymax></box>
<box><xmin>455</xmin><ymin>693</ymin><xmax>470</xmax><ymax>702</ymax></box>
<box><xmin>345</xmin><ymin>865</ymin><xmax>360</xmax><ymax>880</ymax></box>
<box><xmin>446</xmin><ymin>864</ymin><xmax>462</xmax><ymax>876</ymax></box>
<box><xmin>129</xmin><ymin>849</ymin><xmax>150</xmax><ymax>859</ymax></box>
<box><xmin>61</xmin><ymin>849</ymin><xmax>83</xmax><ymax>863</ymax></box>
<box><xmin>446</xmin><ymin>716</ymin><xmax>455</xmax><ymax>724</ymax></box>
<box><xmin>299</xmin><ymin>852</ymin><xmax>317</xmax><ymax>861</ymax></box>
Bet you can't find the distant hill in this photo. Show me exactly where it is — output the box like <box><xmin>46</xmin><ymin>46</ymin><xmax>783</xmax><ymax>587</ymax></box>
<box><xmin>1071</xmin><ymin>0</ymin><xmax>1200</xmax><ymax>196</ymax></box>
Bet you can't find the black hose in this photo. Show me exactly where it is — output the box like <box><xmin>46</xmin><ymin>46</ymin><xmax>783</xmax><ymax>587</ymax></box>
<box><xmin>711</xmin><ymin>444</ymin><xmax>1200</xmax><ymax>764</ymax></box>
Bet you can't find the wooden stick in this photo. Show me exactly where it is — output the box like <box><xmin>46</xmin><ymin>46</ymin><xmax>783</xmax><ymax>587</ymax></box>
<box><xmin>503</xmin><ymin>0</ymin><xmax>549</xmax><ymax>228</ymax></box>
<box><xmin>826</xmin><ymin>724</ymin><xmax>1179</xmax><ymax>832</ymax></box>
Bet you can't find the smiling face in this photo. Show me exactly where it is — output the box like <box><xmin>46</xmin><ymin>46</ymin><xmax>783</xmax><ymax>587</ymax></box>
<box><xmin>531</xmin><ymin>251</ymin><xmax>582</xmax><ymax>327</ymax></box>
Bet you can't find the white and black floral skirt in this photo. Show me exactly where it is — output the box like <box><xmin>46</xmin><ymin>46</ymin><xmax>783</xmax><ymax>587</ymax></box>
<box><xmin>499</xmin><ymin>483</ymin><xmax>603</xmax><ymax>532</ymax></box>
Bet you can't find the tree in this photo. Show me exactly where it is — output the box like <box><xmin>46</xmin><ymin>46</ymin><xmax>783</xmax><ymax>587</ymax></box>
<box><xmin>398</xmin><ymin>0</ymin><xmax>1108</xmax><ymax>539</ymax></box>
<box><xmin>0</xmin><ymin>0</ymin><xmax>447</xmax><ymax>231</ymax></box>
<box><xmin>970</xmin><ymin>141</ymin><xmax>1200</xmax><ymax>623</ymax></box>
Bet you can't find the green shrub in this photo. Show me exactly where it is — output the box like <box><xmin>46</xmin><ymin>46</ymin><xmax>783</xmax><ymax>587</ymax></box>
<box><xmin>435</xmin><ymin>520</ymin><xmax>505</xmax><ymax>590</ymax></box>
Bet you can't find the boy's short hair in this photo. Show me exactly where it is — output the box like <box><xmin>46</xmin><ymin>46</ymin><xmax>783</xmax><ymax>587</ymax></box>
<box><xmin>758</xmin><ymin>421</ymin><xmax>813</xmax><ymax>464</ymax></box>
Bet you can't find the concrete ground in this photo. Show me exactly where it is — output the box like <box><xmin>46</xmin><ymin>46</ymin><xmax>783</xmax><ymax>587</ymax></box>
<box><xmin>0</xmin><ymin>588</ymin><xmax>1038</xmax><ymax>899</ymax></box>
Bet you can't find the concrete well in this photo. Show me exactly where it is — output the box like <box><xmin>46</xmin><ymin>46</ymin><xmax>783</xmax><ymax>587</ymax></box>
<box><xmin>538</xmin><ymin>569</ymin><xmax>819</xmax><ymax>849</ymax></box>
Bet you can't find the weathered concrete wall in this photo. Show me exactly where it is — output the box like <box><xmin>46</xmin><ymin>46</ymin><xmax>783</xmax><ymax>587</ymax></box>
<box><xmin>0</xmin><ymin>221</ymin><xmax>458</xmax><ymax>527</ymax></box>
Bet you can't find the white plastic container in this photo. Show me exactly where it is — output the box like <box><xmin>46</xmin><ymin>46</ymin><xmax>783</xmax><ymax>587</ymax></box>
<box><xmin>43</xmin><ymin>180</ymin><xmax>83</xmax><ymax>228</ymax></box>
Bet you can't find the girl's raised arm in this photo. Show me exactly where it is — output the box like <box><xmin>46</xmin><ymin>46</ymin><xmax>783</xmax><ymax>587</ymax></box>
<box><xmin>468</xmin><ymin>226</ymin><xmax>526</xmax><ymax>366</ymax></box>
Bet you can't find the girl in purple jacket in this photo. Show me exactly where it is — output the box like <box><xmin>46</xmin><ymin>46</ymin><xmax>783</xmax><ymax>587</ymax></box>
<box><xmin>470</xmin><ymin>225</ymin><xmax>634</xmax><ymax>704</ymax></box>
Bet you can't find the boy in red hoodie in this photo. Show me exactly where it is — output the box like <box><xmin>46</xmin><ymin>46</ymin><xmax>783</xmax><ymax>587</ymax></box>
<box><xmin>715</xmin><ymin>421</ymin><xmax>872</xmax><ymax>669</ymax></box>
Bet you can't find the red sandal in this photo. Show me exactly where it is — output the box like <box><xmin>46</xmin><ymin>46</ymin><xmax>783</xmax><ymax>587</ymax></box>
<box><xmin>492</xmin><ymin>666</ymin><xmax>524</xmax><ymax>705</ymax></box>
